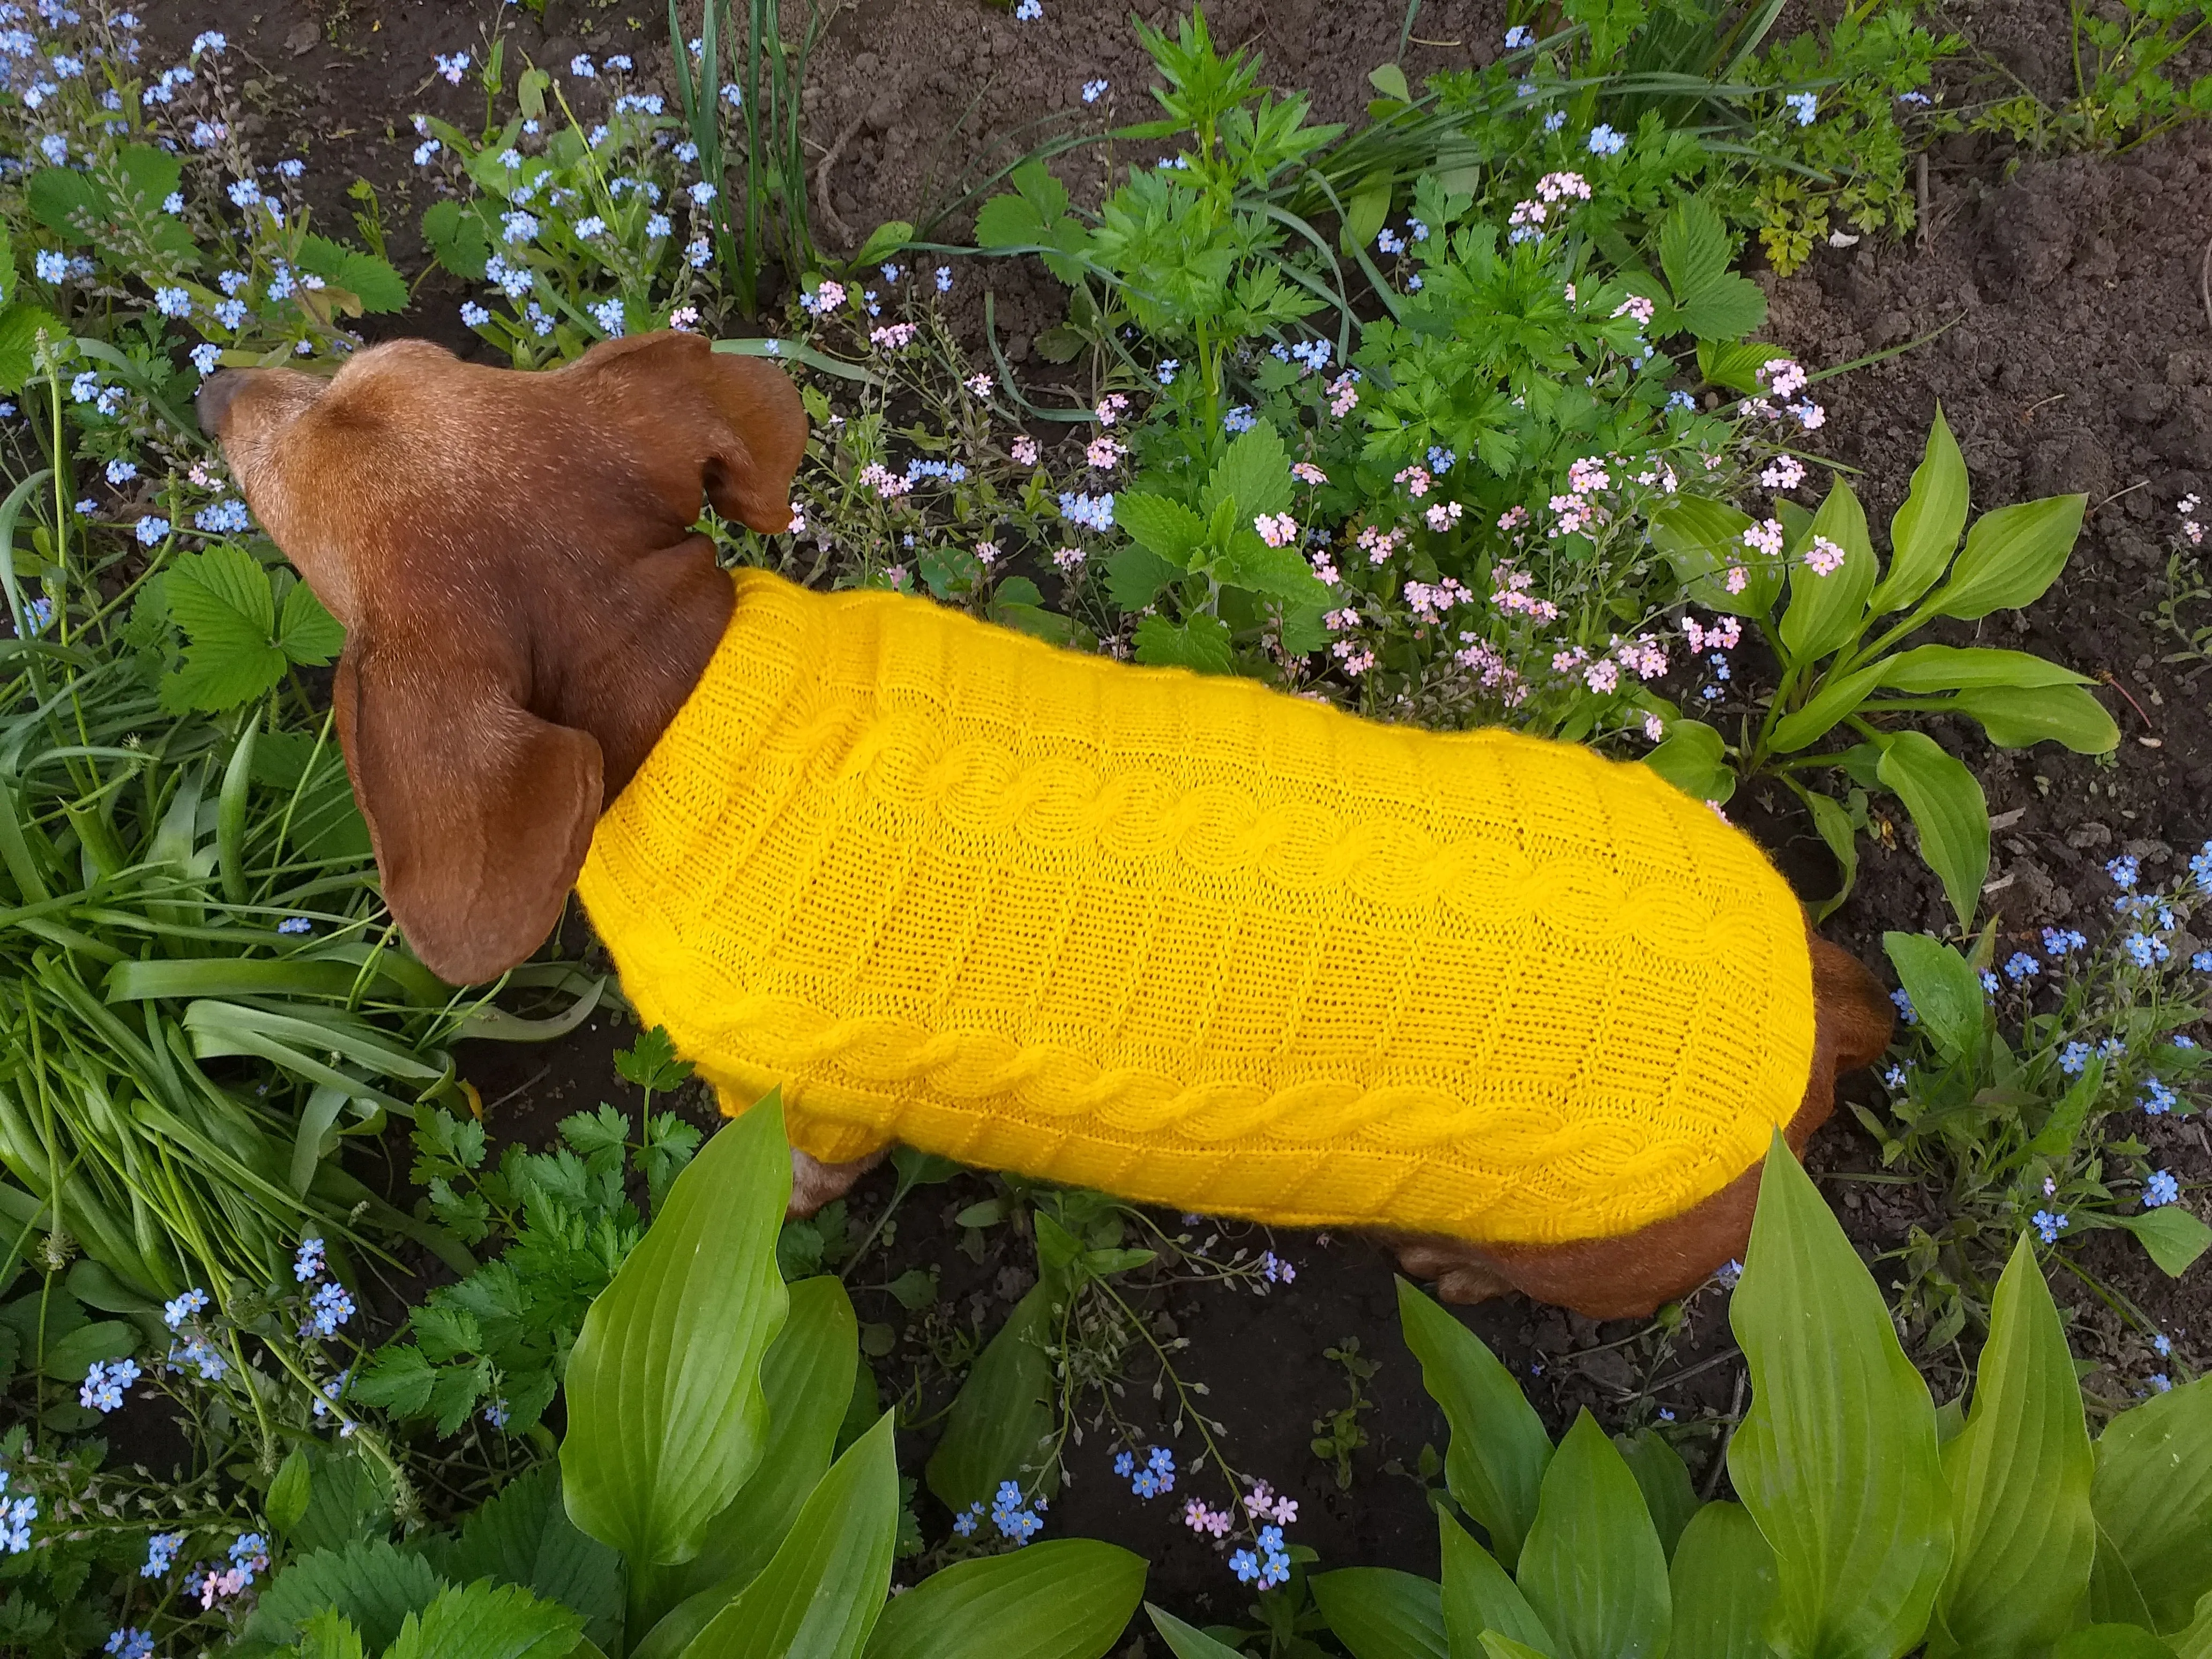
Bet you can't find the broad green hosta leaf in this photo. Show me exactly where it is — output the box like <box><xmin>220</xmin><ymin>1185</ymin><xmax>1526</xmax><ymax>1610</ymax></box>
<box><xmin>1729</xmin><ymin>1130</ymin><xmax>1951</xmax><ymax>1659</ymax></box>
<box><xmin>1515</xmin><ymin>1411</ymin><xmax>1671</xmax><ymax>1659</ymax></box>
<box><xmin>1147</xmin><ymin>1604</ymin><xmax>1249</xmax><ymax>1659</ymax></box>
<box><xmin>926</xmin><ymin>1282</ymin><xmax>1057</xmax><ymax>1514</ymax></box>
<box><xmin>1311</xmin><ymin>1568</ymin><xmax>1449</xmax><ymax>1659</ymax></box>
<box><xmin>1929</xmin><ymin>1235</ymin><xmax>2095</xmax><ymax>1658</ymax></box>
<box><xmin>560</xmin><ymin>1096</ymin><xmax>792</xmax><ymax>1567</ymax></box>
<box><xmin>1871</xmin><ymin>408</ymin><xmax>1969</xmax><ymax>615</ymax></box>
<box><xmin>1928</xmin><ymin>494</ymin><xmax>2087</xmax><ymax>620</ymax></box>
<box><xmin>2053</xmin><ymin>1626</ymin><xmax>2179</xmax><ymax>1658</ymax></box>
<box><xmin>1767</xmin><ymin>660</ymin><xmax>1889</xmax><ymax>753</ymax></box>
<box><xmin>384</xmin><ymin>1581</ymin><xmax>583</xmax><ymax>1659</ymax></box>
<box><xmin>683</xmin><ymin>1412</ymin><xmax>899</xmax><ymax>1659</ymax></box>
<box><xmin>1668</xmin><ymin>1502</ymin><xmax>1777</xmax><ymax>1659</ymax></box>
<box><xmin>1945</xmin><ymin>684</ymin><xmax>2120</xmax><ymax>754</ymax></box>
<box><xmin>863</xmin><ymin>1541</ymin><xmax>1147</xmax><ymax>1659</ymax></box>
<box><xmin>1879</xmin><ymin>645</ymin><xmax>2093</xmax><ymax>693</ymax></box>
<box><xmin>1478</xmin><ymin>1639</ymin><xmax>1554</xmax><ymax>1659</ymax></box>
<box><xmin>659</xmin><ymin>1274</ymin><xmax>859</xmax><ymax>1610</ymax></box>
<box><xmin>1440</xmin><ymin>1510</ymin><xmax>1555</xmax><ymax>1656</ymax></box>
<box><xmin>1650</xmin><ymin>497</ymin><xmax>1774</xmax><ymax>618</ymax></box>
<box><xmin>1877</xmin><ymin>731</ymin><xmax>1990</xmax><ymax>931</ymax></box>
<box><xmin>1616</xmin><ymin>1432</ymin><xmax>1700</xmax><ymax>1560</ymax></box>
<box><xmin>1643</xmin><ymin>718</ymin><xmax>1736</xmax><ymax>805</ymax></box>
<box><xmin>1803</xmin><ymin>788</ymin><xmax>1859</xmax><ymax>921</ymax></box>
<box><xmin>1397</xmin><ymin>1278</ymin><xmax>1553</xmax><ymax>1568</ymax></box>
<box><xmin>1882</xmin><ymin>932</ymin><xmax>1985</xmax><ymax>1064</ymax></box>
<box><xmin>1779</xmin><ymin>475</ymin><xmax>1877</xmax><ymax>667</ymax></box>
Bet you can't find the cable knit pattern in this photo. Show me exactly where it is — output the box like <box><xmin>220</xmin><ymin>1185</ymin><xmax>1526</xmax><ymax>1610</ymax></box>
<box><xmin>577</xmin><ymin>568</ymin><xmax>1816</xmax><ymax>1247</ymax></box>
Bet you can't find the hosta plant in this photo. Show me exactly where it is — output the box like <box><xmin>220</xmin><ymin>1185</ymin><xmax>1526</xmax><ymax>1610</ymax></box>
<box><xmin>244</xmin><ymin>1096</ymin><xmax>1150</xmax><ymax>1659</ymax></box>
<box><xmin>1147</xmin><ymin>1129</ymin><xmax>2212</xmax><ymax>1659</ymax></box>
<box><xmin>1645</xmin><ymin>406</ymin><xmax>2119</xmax><ymax>927</ymax></box>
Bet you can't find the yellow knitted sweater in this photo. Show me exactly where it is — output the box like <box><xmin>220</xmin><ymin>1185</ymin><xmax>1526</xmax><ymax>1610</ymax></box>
<box><xmin>577</xmin><ymin>568</ymin><xmax>1815</xmax><ymax>1248</ymax></box>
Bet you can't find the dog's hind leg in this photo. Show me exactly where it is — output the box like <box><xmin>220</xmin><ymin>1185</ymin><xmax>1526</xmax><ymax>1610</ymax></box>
<box><xmin>788</xmin><ymin>1146</ymin><xmax>889</xmax><ymax>1219</ymax></box>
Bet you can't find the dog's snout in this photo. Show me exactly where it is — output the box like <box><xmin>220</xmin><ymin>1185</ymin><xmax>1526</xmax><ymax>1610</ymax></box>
<box><xmin>196</xmin><ymin>369</ymin><xmax>247</xmax><ymax>439</ymax></box>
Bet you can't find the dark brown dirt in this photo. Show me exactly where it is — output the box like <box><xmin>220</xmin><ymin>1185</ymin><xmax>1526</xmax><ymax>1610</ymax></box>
<box><xmin>159</xmin><ymin>0</ymin><xmax>2212</xmax><ymax>1634</ymax></box>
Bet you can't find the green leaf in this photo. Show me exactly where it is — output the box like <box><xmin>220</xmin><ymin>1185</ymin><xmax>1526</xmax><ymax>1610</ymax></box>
<box><xmin>850</xmin><ymin>221</ymin><xmax>913</xmax><ymax>271</ymax></box>
<box><xmin>1642</xmin><ymin>719</ymin><xmax>1736</xmax><ymax>805</ymax></box>
<box><xmin>1201</xmin><ymin>421</ymin><xmax>1293</xmax><ymax>520</ymax></box>
<box><xmin>1697</xmin><ymin>339</ymin><xmax>1784</xmax><ymax>395</ymax></box>
<box><xmin>1880</xmin><ymin>645</ymin><xmax>2094</xmax><ymax>693</ymax></box>
<box><xmin>1440</xmin><ymin>1509</ymin><xmax>1556</xmax><ymax>1655</ymax></box>
<box><xmin>1344</xmin><ymin>172</ymin><xmax>1393</xmax><ymax>256</ymax></box>
<box><xmin>926</xmin><ymin>1282</ymin><xmax>1056</xmax><ymax>1513</ymax></box>
<box><xmin>1115</xmin><ymin>492</ymin><xmax>1210</xmax><ymax>569</ymax></box>
<box><xmin>1729</xmin><ymin>1130</ymin><xmax>1951</xmax><ymax>1659</ymax></box>
<box><xmin>1668</xmin><ymin>1502</ymin><xmax>1777</xmax><ymax>1659</ymax></box>
<box><xmin>1873</xmin><ymin>413</ymin><xmax>1968</xmax><ymax>615</ymax></box>
<box><xmin>1104</xmin><ymin>543</ymin><xmax>1184</xmax><ymax>610</ymax></box>
<box><xmin>115</xmin><ymin>143</ymin><xmax>183</xmax><ymax>212</ymax></box>
<box><xmin>1877</xmin><ymin>730</ymin><xmax>1990</xmax><ymax>930</ymax></box>
<box><xmin>1515</xmin><ymin>1411</ymin><xmax>1671</xmax><ymax>1659</ymax></box>
<box><xmin>683</xmin><ymin>1412</ymin><xmax>899</xmax><ymax>1659</ymax></box>
<box><xmin>1659</xmin><ymin>197</ymin><xmax>1732</xmax><ymax>304</ymax></box>
<box><xmin>1396</xmin><ymin>1279</ymin><xmax>1553</xmax><ymax>1569</ymax></box>
<box><xmin>445</xmin><ymin>1463</ymin><xmax>623</xmax><ymax>1655</ymax></box>
<box><xmin>162</xmin><ymin>544</ymin><xmax>286</xmax><ymax>712</ymax></box>
<box><xmin>0</xmin><ymin>302</ymin><xmax>64</xmax><ymax>392</ymax></box>
<box><xmin>1146</xmin><ymin>1604</ymin><xmax>1248</xmax><ymax>1659</ymax></box>
<box><xmin>863</xmin><ymin>1541</ymin><xmax>1147</xmax><ymax>1659</ymax></box>
<box><xmin>1310</xmin><ymin>1568</ymin><xmax>1449</xmax><ymax>1659</ymax></box>
<box><xmin>384</xmin><ymin>1581</ymin><xmax>584</xmax><ymax>1659</ymax></box>
<box><xmin>976</xmin><ymin>193</ymin><xmax>1051</xmax><ymax>251</ymax></box>
<box><xmin>1679</xmin><ymin>276</ymin><xmax>1767</xmax><ymax>343</ymax></box>
<box><xmin>2107</xmin><ymin>1208</ymin><xmax>2212</xmax><ymax>1279</ymax></box>
<box><xmin>296</xmin><ymin>1608</ymin><xmax>369</xmax><ymax>1659</ymax></box>
<box><xmin>1944</xmin><ymin>684</ymin><xmax>2120</xmax><ymax>754</ymax></box>
<box><xmin>1220</xmin><ymin>535</ymin><xmax>1331</xmax><ymax>603</ymax></box>
<box><xmin>39</xmin><ymin>1318</ymin><xmax>133</xmax><ymax>1381</ymax></box>
<box><xmin>2092</xmin><ymin>1377</ymin><xmax>2212</xmax><ymax>1632</ymax></box>
<box><xmin>1803</xmin><ymin>788</ymin><xmax>1859</xmax><ymax>922</ymax></box>
<box><xmin>26</xmin><ymin>167</ymin><xmax>101</xmax><ymax>242</ymax></box>
<box><xmin>2053</xmin><ymin>1627</ymin><xmax>2176</xmax><ymax>1659</ymax></box>
<box><xmin>1779</xmin><ymin>476</ymin><xmax>1877</xmax><ymax>666</ymax></box>
<box><xmin>1132</xmin><ymin>613</ymin><xmax>1234</xmax><ymax>675</ymax></box>
<box><xmin>1650</xmin><ymin>497</ymin><xmax>1774</xmax><ymax>618</ymax></box>
<box><xmin>559</xmin><ymin>1096</ymin><xmax>793</xmax><ymax>1567</ymax></box>
<box><xmin>1927</xmin><ymin>494</ymin><xmax>2087</xmax><ymax>621</ymax></box>
<box><xmin>1882</xmin><ymin>932</ymin><xmax>1985</xmax><ymax>1063</ymax></box>
<box><xmin>1931</xmin><ymin>1235</ymin><xmax>2095</xmax><ymax>1657</ymax></box>
<box><xmin>269</xmin><ymin>1446</ymin><xmax>314</xmax><ymax>1535</ymax></box>
<box><xmin>663</xmin><ymin>1275</ymin><xmax>859</xmax><ymax>1609</ymax></box>
<box><xmin>421</xmin><ymin>199</ymin><xmax>491</xmax><ymax>280</ymax></box>
<box><xmin>1767</xmin><ymin>661</ymin><xmax>1890</xmax><ymax>753</ymax></box>
<box><xmin>244</xmin><ymin>1541</ymin><xmax>445</xmax><ymax>1652</ymax></box>
<box><xmin>1478</xmin><ymin>1638</ymin><xmax>1556</xmax><ymax>1659</ymax></box>
<box><xmin>1616</xmin><ymin>1432</ymin><xmax>1700</xmax><ymax>1561</ymax></box>
<box><xmin>278</xmin><ymin>579</ymin><xmax>345</xmax><ymax>665</ymax></box>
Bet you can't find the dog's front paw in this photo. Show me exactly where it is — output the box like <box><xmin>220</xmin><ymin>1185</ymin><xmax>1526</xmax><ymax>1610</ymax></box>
<box><xmin>1389</xmin><ymin>1236</ymin><xmax>1515</xmax><ymax>1305</ymax></box>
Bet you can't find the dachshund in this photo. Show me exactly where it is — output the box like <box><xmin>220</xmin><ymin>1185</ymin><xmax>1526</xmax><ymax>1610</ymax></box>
<box><xmin>199</xmin><ymin>331</ymin><xmax>1891</xmax><ymax>1319</ymax></box>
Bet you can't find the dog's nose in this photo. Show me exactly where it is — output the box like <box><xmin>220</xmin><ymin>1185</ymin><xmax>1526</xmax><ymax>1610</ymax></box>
<box><xmin>196</xmin><ymin>369</ymin><xmax>247</xmax><ymax>439</ymax></box>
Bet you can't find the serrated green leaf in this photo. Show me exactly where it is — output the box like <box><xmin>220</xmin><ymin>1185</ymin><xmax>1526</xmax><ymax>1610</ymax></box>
<box><xmin>975</xmin><ymin>193</ymin><xmax>1050</xmax><ymax>251</ymax></box>
<box><xmin>1220</xmin><ymin>534</ymin><xmax>1330</xmax><ymax>603</ymax></box>
<box><xmin>297</xmin><ymin>1608</ymin><xmax>369</xmax><ymax>1659</ymax></box>
<box><xmin>115</xmin><ymin>144</ymin><xmax>183</xmax><ymax>212</ymax></box>
<box><xmin>421</xmin><ymin>199</ymin><xmax>491</xmax><ymax>281</ymax></box>
<box><xmin>1871</xmin><ymin>409</ymin><xmax>1969</xmax><ymax>615</ymax></box>
<box><xmin>384</xmin><ymin>1580</ymin><xmax>584</xmax><ymax>1659</ymax></box>
<box><xmin>559</xmin><ymin>1096</ymin><xmax>792</xmax><ymax>1567</ymax></box>
<box><xmin>1932</xmin><ymin>1235</ymin><xmax>2095</xmax><ymax>1657</ymax></box>
<box><xmin>1729</xmin><ymin>1131</ymin><xmax>1951</xmax><ymax>1659</ymax></box>
<box><xmin>1516</xmin><ymin>1412</ymin><xmax>1670</xmax><ymax>1659</ymax></box>
<box><xmin>1659</xmin><ymin>197</ymin><xmax>1732</xmax><ymax>303</ymax></box>
<box><xmin>243</xmin><ymin>1540</ymin><xmax>445</xmax><ymax>1651</ymax></box>
<box><xmin>25</xmin><ymin>167</ymin><xmax>101</xmax><ymax>243</ymax></box>
<box><xmin>1927</xmin><ymin>494</ymin><xmax>2087</xmax><ymax>621</ymax></box>
<box><xmin>863</xmin><ymin>1540</ymin><xmax>1147</xmax><ymax>1659</ymax></box>
<box><xmin>0</xmin><ymin>302</ymin><xmax>64</xmax><ymax>392</ymax></box>
<box><xmin>1104</xmin><ymin>543</ymin><xmax>1183</xmax><ymax>610</ymax></box>
<box><xmin>445</xmin><ymin>1463</ymin><xmax>622</xmax><ymax>1654</ymax></box>
<box><xmin>1668</xmin><ymin>1502</ymin><xmax>1777</xmax><ymax>1659</ymax></box>
<box><xmin>1200</xmin><ymin>421</ymin><xmax>1292</xmax><ymax>521</ymax></box>
<box><xmin>278</xmin><ymin>578</ymin><xmax>345</xmax><ymax>664</ymax></box>
<box><xmin>1132</xmin><ymin>614</ymin><xmax>1234</xmax><ymax>674</ymax></box>
<box><xmin>1115</xmin><ymin>492</ymin><xmax>1210</xmax><ymax>567</ymax></box>
<box><xmin>1877</xmin><ymin>730</ymin><xmax>1990</xmax><ymax>930</ymax></box>
<box><xmin>1396</xmin><ymin>1279</ymin><xmax>1552</xmax><ymax>1570</ymax></box>
<box><xmin>1679</xmin><ymin>276</ymin><xmax>1767</xmax><ymax>343</ymax></box>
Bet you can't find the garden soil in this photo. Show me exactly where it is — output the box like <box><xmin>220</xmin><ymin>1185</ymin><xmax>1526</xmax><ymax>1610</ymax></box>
<box><xmin>158</xmin><ymin>0</ymin><xmax>2212</xmax><ymax>1624</ymax></box>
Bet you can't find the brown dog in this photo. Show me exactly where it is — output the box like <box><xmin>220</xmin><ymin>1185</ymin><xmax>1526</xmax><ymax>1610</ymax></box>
<box><xmin>201</xmin><ymin>332</ymin><xmax>1891</xmax><ymax>1319</ymax></box>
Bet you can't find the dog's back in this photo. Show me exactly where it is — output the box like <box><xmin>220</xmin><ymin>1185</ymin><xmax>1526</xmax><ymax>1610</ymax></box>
<box><xmin>580</xmin><ymin>566</ymin><xmax>1819</xmax><ymax>1253</ymax></box>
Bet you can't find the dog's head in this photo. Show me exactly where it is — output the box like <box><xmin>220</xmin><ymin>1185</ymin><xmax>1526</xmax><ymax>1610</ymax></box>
<box><xmin>200</xmin><ymin>332</ymin><xmax>807</xmax><ymax>983</ymax></box>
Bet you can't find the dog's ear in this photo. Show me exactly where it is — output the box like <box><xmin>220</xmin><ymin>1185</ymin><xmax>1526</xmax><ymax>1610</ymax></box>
<box><xmin>335</xmin><ymin>634</ymin><xmax>602</xmax><ymax>985</ymax></box>
<box><xmin>559</xmin><ymin>331</ymin><xmax>808</xmax><ymax>534</ymax></box>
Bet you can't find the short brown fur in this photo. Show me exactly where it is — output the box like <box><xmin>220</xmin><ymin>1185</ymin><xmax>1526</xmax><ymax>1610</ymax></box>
<box><xmin>204</xmin><ymin>334</ymin><xmax>1892</xmax><ymax>1318</ymax></box>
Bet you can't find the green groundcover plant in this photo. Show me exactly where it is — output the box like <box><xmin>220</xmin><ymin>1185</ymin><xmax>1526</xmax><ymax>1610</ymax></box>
<box><xmin>1140</xmin><ymin>1136</ymin><xmax>2212</xmax><ymax>1659</ymax></box>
